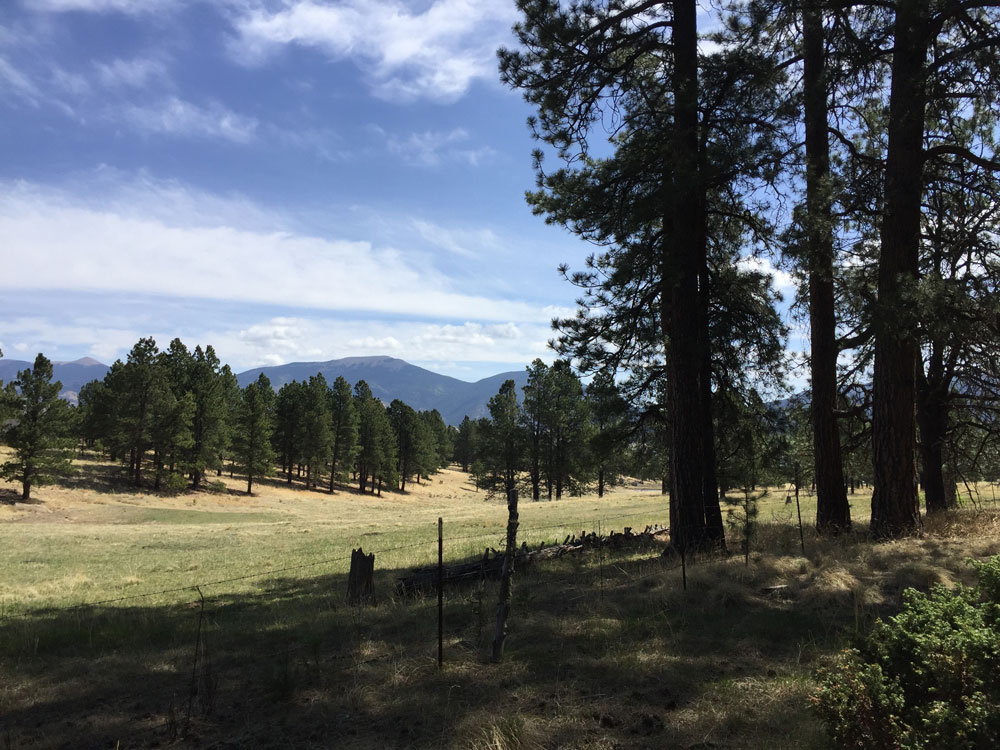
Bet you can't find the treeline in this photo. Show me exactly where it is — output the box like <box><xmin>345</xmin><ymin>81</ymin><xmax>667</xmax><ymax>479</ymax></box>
<box><xmin>454</xmin><ymin>361</ymin><xmax>632</xmax><ymax>500</ymax></box>
<box><xmin>0</xmin><ymin>339</ymin><xmax>453</xmax><ymax>498</ymax></box>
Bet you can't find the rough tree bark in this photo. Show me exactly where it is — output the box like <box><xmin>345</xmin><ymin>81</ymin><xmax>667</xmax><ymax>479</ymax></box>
<box><xmin>803</xmin><ymin>0</ymin><xmax>851</xmax><ymax>533</ymax></box>
<box><xmin>871</xmin><ymin>0</ymin><xmax>926</xmax><ymax>538</ymax></box>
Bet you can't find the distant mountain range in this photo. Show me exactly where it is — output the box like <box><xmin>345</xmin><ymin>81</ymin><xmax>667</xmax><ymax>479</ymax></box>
<box><xmin>0</xmin><ymin>355</ymin><xmax>528</xmax><ymax>427</ymax></box>
<box><xmin>237</xmin><ymin>356</ymin><xmax>529</xmax><ymax>426</ymax></box>
<box><xmin>0</xmin><ymin>357</ymin><xmax>110</xmax><ymax>405</ymax></box>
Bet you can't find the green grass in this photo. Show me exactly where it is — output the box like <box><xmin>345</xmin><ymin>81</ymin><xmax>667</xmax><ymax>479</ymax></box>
<box><xmin>3</xmin><ymin>458</ymin><xmax>1000</xmax><ymax>748</ymax></box>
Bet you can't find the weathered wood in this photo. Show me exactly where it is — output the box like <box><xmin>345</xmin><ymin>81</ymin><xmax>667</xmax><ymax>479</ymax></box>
<box><xmin>492</xmin><ymin>487</ymin><xmax>519</xmax><ymax>662</ymax></box>
<box><xmin>395</xmin><ymin>524</ymin><xmax>669</xmax><ymax>595</ymax></box>
<box><xmin>347</xmin><ymin>547</ymin><xmax>375</xmax><ymax>605</ymax></box>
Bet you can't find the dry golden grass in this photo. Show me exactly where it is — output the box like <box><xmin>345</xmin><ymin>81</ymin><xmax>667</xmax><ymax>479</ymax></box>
<box><xmin>2</xmin><ymin>451</ymin><xmax>1000</xmax><ymax>749</ymax></box>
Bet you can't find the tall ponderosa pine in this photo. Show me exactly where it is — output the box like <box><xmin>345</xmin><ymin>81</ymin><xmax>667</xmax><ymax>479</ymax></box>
<box><xmin>327</xmin><ymin>375</ymin><xmax>359</xmax><ymax>493</ymax></box>
<box><xmin>454</xmin><ymin>416</ymin><xmax>477</xmax><ymax>473</ymax></box>
<box><xmin>354</xmin><ymin>380</ymin><xmax>396</xmax><ymax>495</ymax></box>
<box><xmin>501</xmin><ymin>0</ymin><xmax>788</xmax><ymax>551</ymax></box>
<box><xmin>300</xmin><ymin>374</ymin><xmax>333</xmax><ymax>489</ymax></box>
<box><xmin>521</xmin><ymin>359</ymin><xmax>550</xmax><ymax>501</ymax></box>
<box><xmin>801</xmin><ymin>0</ymin><xmax>850</xmax><ymax>533</ymax></box>
<box><xmin>866</xmin><ymin>0</ymin><xmax>1000</xmax><ymax>537</ymax></box>
<box><xmin>1</xmin><ymin>354</ymin><xmax>75</xmax><ymax>500</ymax></box>
<box><xmin>186</xmin><ymin>345</ymin><xmax>229</xmax><ymax>489</ymax></box>
<box><xmin>112</xmin><ymin>338</ymin><xmax>167</xmax><ymax>486</ymax></box>
<box><xmin>274</xmin><ymin>381</ymin><xmax>306</xmax><ymax>482</ymax></box>
<box><xmin>233</xmin><ymin>373</ymin><xmax>276</xmax><ymax>495</ymax></box>
<box><xmin>481</xmin><ymin>380</ymin><xmax>525</xmax><ymax>496</ymax></box>
<box><xmin>586</xmin><ymin>370</ymin><xmax>629</xmax><ymax>498</ymax></box>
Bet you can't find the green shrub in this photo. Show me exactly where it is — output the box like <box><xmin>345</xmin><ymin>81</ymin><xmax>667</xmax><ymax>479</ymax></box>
<box><xmin>163</xmin><ymin>471</ymin><xmax>188</xmax><ymax>494</ymax></box>
<box><xmin>812</xmin><ymin>557</ymin><xmax>1000</xmax><ymax>749</ymax></box>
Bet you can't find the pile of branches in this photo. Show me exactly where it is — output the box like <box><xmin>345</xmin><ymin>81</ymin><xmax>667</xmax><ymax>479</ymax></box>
<box><xmin>396</xmin><ymin>524</ymin><xmax>669</xmax><ymax>595</ymax></box>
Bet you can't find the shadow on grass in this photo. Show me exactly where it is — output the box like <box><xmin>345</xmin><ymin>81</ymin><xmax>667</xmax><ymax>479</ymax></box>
<box><xmin>0</xmin><ymin>530</ymin><xmax>870</xmax><ymax>750</ymax></box>
<box><xmin>0</xmin><ymin>487</ymin><xmax>24</xmax><ymax>504</ymax></box>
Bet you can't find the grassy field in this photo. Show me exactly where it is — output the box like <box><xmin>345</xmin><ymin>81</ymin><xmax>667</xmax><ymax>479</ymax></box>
<box><xmin>2</xmin><ymin>453</ymin><xmax>1000</xmax><ymax>749</ymax></box>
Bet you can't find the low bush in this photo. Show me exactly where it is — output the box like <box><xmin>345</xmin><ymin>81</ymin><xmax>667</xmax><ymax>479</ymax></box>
<box><xmin>812</xmin><ymin>556</ymin><xmax>1000</xmax><ymax>749</ymax></box>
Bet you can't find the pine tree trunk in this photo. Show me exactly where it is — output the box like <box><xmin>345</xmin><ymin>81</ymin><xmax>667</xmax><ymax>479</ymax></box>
<box><xmin>700</xmin><ymin>266</ymin><xmax>724</xmax><ymax>547</ymax></box>
<box><xmin>598</xmin><ymin>468</ymin><xmax>605</xmax><ymax>498</ymax></box>
<box><xmin>803</xmin><ymin>0</ymin><xmax>850</xmax><ymax>534</ymax></box>
<box><xmin>917</xmin><ymin>378</ymin><xmax>950</xmax><ymax>512</ymax></box>
<box><xmin>871</xmin><ymin>0</ymin><xmax>926</xmax><ymax>539</ymax></box>
<box><xmin>667</xmin><ymin>0</ymin><xmax>709</xmax><ymax>554</ymax></box>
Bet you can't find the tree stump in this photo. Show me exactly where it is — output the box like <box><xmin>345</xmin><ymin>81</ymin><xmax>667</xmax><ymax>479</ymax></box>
<box><xmin>347</xmin><ymin>548</ymin><xmax>375</xmax><ymax>605</ymax></box>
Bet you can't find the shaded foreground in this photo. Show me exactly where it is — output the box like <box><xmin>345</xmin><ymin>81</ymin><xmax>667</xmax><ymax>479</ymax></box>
<box><xmin>3</xmin><ymin>509</ymin><xmax>1000</xmax><ymax>749</ymax></box>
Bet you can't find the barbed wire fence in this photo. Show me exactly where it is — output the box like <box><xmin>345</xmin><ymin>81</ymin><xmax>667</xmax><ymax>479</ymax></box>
<box><xmin>0</xmin><ymin>504</ymin><xmax>702</xmax><ymax>746</ymax></box>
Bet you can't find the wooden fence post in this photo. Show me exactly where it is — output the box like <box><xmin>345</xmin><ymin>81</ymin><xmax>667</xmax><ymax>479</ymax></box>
<box><xmin>491</xmin><ymin>487</ymin><xmax>519</xmax><ymax>662</ymax></box>
<box><xmin>437</xmin><ymin>517</ymin><xmax>444</xmax><ymax>668</ymax></box>
<box><xmin>347</xmin><ymin>548</ymin><xmax>375</xmax><ymax>605</ymax></box>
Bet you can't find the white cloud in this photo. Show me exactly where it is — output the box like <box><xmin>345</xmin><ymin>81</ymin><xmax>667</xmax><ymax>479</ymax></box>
<box><xmin>738</xmin><ymin>255</ymin><xmax>797</xmax><ymax>294</ymax></box>
<box><xmin>24</xmin><ymin>0</ymin><xmax>183</xmax><ymax>13</ymax></box>
<box><xmin>118</xmin><ymin>96</ymin><xmax>258</xmax><ymax>142</ymax></box>
<box><xmin>95</xmin><ymin>56</ymin><xmax>170</xmax><ymax>88</ymax></box>
<box><xmin>384</xmin><ymin>128</ymin><xmax>496</xmax><ymax>167</ymax></box>
<box><xmin>229</xmin><ymin>0</ymin><xmax>518</xmax><ymax>102</ymax></box>
<box><xmin>411</xmin><ymin>218</ymin><xmax>500</xmax><ymax>258</ymax></box>
<box><xmin>0</xmin><ymin>178</ymin><xmax>545</xmax><ymax>323</ymax></box>
<box><xmin>223</xmin><ymin>318</ymin><xmax>547</xmax><ymax>372</ymax></box>
<box><xmin>0</xmin><ymin>55</ymin><xmax>41</xmax><ymax>104</ymax></box>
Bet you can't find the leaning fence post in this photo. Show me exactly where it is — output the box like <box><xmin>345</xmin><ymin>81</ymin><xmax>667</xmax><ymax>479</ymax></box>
<box><xmin>437</xmin><ymin>517</ymin><xmax>444</xmax><ymax>668</ymax></box>
<box><xmin>185</xmin><ymin>587</ymin><xmax>205</xmax><ymax>733</ymax></box>
<box><xmin>794</xmin><ymin>461</ymin><xmax>805</xmax><ymax>556</ymax></box>
<box><xmin>491</xmin><ymin>486</ymin><xmax>519</xmax><ymax>662</ymax></box>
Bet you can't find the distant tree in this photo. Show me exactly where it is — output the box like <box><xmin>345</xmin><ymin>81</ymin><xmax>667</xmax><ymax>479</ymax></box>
<box><xmin>1</xmin><ymin>354</ymin><xmax>75</xmax><ymax>500</ymax></box>
<box><xmin>216</xmin><ymin>364</ymin><xmax>241</xmax><ymax>476</ymax></box>
<box><xmin>389</xmin><ymin>400</ymin><xmax>421</xmax><ymax>490</ymax></box>
<box><xmin>480</xmin><ymin>380</ymin><xmax>525</xmax><ymax>497</ymax></box>
<box><xmin>454</xmin><ymin>415</ymin><xmax>477</xmax><ymax>472</ymax></box>
<box><xmin>419</xmin><ymin>408</ymin><xmax>452</xmax><ymax>473</ymax></box>
<box><xmin>107</xmin><ymin>338</ymin><xmax>170</xmax><ymax>486</ymax></box>
<box><xmin>521</xmin><ymin>359</ymin><xmax>550</xmax><ymax>501</ymax></box>
<box><xmin>185</xmin><ymin>345</ymin><xmax>229</xmax><ymax>489</ymax></box>
<box><xmin>149</xmin><ymin>383</ymin><xmax>194</xmax><ymax>491</ymax></box>
<box><xmin>355</xmin><ymin>380</ymin><xmax>396</xmax><ymax>494</ymax></box>
<box><xmin>299</xmin><ymin>374</ymin><xmax>333</xmax><ymax>489</ymax></box>
<box><xmin>233</xmin><ymin>373</ymin><xmax>276</xmax><ymax>495</ymax></box>
<box><xmin>586</xmin><ymin>370</ymin><xmax>629</xmax><ymax>498</ymax></box>
<box><xmin>373</xmin><ymin>404</ymin><xmax>398</xmax><ymax>496</ymax></box>
<box><xmin>273</xmin><ymin>381</ymin><xmax>306</xmax><ymax>483</ymax></box>
<box><xmin>327</xmin><ymin>376</ymin><xmax>359</xmax><ymax>493</ymax></box>
<box><xmin>77</xmin><ymin>378</ymin><xmax>114</xmax><ymax>451</ymax></box>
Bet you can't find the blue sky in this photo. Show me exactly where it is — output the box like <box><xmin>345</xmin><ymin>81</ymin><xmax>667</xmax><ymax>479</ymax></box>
<box><xmin>0</xmin><ymin>0</ymin><xmax>795</xmax><ymax>381</ymax></box>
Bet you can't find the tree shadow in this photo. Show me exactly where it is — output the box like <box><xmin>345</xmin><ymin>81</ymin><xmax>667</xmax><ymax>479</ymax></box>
<box><xmin>0</xmin><ymin>487</ymin><xmax>23</xmax><ymax>504</ymax></box>
<box><xmin>0</xmin><ymin>535</ymin><xmax>860</xmax><ymax>749</ymax></box>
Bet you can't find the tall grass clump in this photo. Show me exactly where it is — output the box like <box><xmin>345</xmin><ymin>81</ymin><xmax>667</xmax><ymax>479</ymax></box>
<box><xmin>812</xmin><ymin>556</ymin><xmax>1000</xmax><ymax>749</ymax></box>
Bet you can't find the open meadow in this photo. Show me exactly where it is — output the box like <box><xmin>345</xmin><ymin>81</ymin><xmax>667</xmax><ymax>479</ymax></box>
<box><xmin>3</xmin><ymin>453</ymin><xmax>1000</xmax><ymax>749</ymax></box>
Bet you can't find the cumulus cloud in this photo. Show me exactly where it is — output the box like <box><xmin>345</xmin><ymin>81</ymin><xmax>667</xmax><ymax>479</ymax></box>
<box><xmin>737</xmin><ymin>255</ymin><xmax>797</xmax><ymax>294</ymax></box>
<box><xmin>229</xmin><ymin>0</ymin><xmax>518</xmax><ymax>102</ymax></box>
